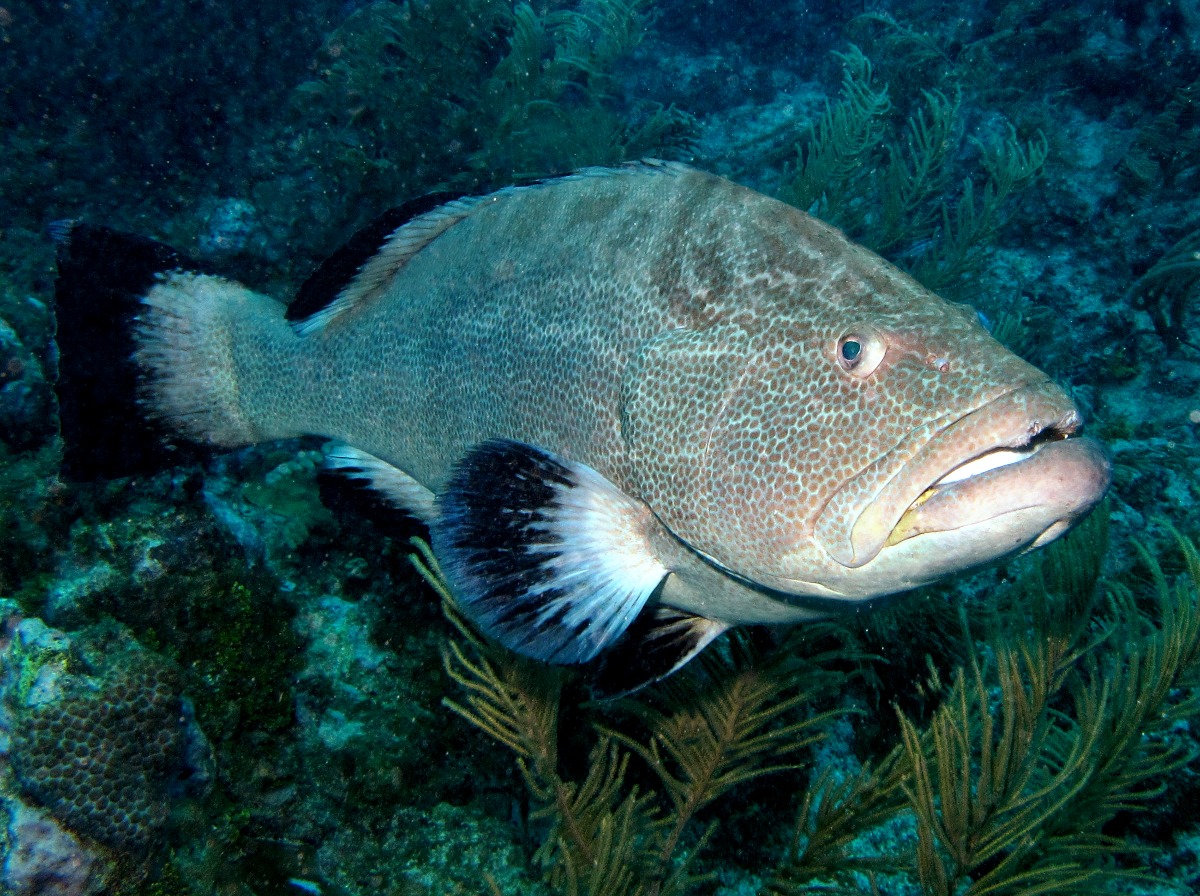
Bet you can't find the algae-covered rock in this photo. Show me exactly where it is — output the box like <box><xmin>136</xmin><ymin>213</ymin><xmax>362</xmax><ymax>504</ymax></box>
<box><xmin>292</xmin><ymin>593</ymin><xmax>441</xmax><ymax>813</ymax></box>
<box><xmin>2</xmin><ymin>801</ymin><xmax>110</xmax><ymax>896</ymax></box>
<box><xmin>316</xmin><ymin>801</ymin><xmax>547</xmax><ymax>896</ymax></box>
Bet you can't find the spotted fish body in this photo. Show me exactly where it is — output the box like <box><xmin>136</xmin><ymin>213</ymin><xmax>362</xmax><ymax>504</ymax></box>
<box><xmin>54</xmin><ymin>162</ymin><xmax>1110</xmax><ymax>692</ymax></box>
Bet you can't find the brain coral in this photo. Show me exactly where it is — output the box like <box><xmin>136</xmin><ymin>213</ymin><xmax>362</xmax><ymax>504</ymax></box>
<box><xmin>10</xmin><ymin>646</ymin><xmax>188</xmax><ymax>853</ymax></box>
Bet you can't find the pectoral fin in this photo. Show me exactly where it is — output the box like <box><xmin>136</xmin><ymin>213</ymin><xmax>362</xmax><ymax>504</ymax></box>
<box><xmin>432</xmin><ymin>439</ymin><xmax>669</xmax><ymax>664</ymax></box>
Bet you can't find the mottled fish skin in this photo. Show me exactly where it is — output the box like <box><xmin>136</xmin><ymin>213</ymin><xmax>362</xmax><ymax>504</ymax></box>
<box><xmin>119</xmin><ymin>161</ymin><xmax>1105</xmax><ymax>625</ymax></box>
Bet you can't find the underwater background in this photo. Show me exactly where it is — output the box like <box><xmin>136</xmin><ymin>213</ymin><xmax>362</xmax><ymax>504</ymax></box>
<box><xmin>1</xmin><ymin>0</ymin><xmax>1200</xmax><ymax>893</ymax></box>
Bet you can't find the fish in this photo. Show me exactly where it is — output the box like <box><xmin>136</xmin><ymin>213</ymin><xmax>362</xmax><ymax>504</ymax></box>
<box><xmin>51</xmin><ymin>161</ymin><xmax>1111</xmax><ymax>693</ymax></box>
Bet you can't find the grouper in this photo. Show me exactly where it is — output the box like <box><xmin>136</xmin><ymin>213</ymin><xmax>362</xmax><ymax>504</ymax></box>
<box><xmin>53</xmin><ymin>161</ymin><xmax>1110</xmax><ymax>692</ymax></box>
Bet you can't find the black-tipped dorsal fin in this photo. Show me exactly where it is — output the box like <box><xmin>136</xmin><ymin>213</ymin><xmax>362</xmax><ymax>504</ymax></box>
<box><xmin>323</xmin><ymin>443</ymin><xmax>437</xmax><ymax>524</ymax></box>
<box><xmin>590</xmin><ymin>608</ymin><xmax>728</xmax><ymax>698</ymax></box>
<box><xmin>288</xmin><ymin>192</ymin><xmax>482</xmax><ymax>335</ymax></box>
<box><xmin>288</xmin><ymin>161</ymin><xmax>691</xmax><ymax>335</ymax></box>
<box><xmin>431</xmin><ymin>439</ymin><xmax>669</xmax><ymax>665</ymax></box>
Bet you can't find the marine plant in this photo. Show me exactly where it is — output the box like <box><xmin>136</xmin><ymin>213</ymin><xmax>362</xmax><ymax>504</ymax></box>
<box><xmin>1109</xmin><ymin>436</ymin><xmax>1200</xmax><ymax>515</ymax></box>
<box><xmin>470</xmin><ymin>0</ymin><xmax>695</xmax><ymax>179</ymax></box>
<box><xmin>1120</xmin><ymin>79</ymin><xmax>1200</xmax><ymax>192</ymax></box>
<box><xmin>419</xmin><ymin>508</ymin><xmax>1200</xmax><ymax>894</ymax></box>
<box><xmin>778</xmin><ymin>46</ymin><xmax>1047</xmax><ymax>302</ymax></box>
<box><xmin>281</xmin><ymin>0</ymin><xmax>695</xmax><ymax>244</ymax></box>
<box><xmin>1127</xmin><ymin>227</ymin><xmax>1200</xmax><ymax>355</ymax></box>
<box><xmin>426</xmin><ymin>532</ymin><xmax>857</xmax><ymax>895</ymax></box>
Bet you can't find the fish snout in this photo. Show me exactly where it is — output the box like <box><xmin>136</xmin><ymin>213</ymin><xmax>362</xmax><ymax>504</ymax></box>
<box><xmin>815</xmin><ymin>380</ymin><xmax>1109</xmax><ymax>582</ymax></box>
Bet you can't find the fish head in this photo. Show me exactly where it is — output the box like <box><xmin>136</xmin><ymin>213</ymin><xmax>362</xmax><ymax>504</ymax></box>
<box><xmin>622</xmin><ymin>218</ymin><xmax>1110</xmax><ymax>606</ymax></box>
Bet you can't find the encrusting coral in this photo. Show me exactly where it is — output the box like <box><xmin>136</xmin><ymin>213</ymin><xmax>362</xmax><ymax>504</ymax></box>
<box><xmin>5</xmin><ymin>619</ymin><xmax>211</xmax><ymax>858</ymax></box>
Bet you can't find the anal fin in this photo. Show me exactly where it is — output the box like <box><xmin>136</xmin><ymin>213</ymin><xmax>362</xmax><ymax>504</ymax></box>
<box><xmin>323</xmin><ymin>444</ymin><xmax>437</xmax><ymax>524</ymax></box>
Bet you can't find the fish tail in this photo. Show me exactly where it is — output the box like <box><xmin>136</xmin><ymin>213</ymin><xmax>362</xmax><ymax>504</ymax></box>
<box><xmin>52</xmin><ymin>222</ymin><xmax>300</xmax><ymax>478</ymax></box>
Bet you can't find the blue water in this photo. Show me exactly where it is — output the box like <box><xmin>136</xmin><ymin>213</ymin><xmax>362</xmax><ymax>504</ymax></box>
<box><xmin>0</xmin><ymin>1</ymin><xmax>1198</xmax><ymax>893</ymax></box>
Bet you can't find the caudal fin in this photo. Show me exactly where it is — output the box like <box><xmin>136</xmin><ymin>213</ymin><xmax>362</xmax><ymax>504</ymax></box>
<box><xmin>53</xmin><ymin>222</ymin><xmax>288</xmax><ymax>479</ymax></box>
<box><xmin>52</xmin><ymin>222</ymin><xmax>212</xmax><ymax>478</ymax></box>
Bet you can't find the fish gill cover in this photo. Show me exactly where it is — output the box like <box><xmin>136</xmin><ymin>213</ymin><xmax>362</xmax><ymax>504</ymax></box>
<box><xmin>0</xmin><ymin>0</ymin><xmax>1198</xmax><ymax>894</ymax></box>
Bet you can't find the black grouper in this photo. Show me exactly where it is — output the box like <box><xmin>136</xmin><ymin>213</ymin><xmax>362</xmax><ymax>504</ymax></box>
<box><xmin>53</xmin><ymin>161</ymin><xmax>1111</xmax><ymax>692</ymax></box>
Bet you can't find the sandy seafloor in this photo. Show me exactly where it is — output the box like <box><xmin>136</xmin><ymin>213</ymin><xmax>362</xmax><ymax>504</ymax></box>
<box><xmin>1</xmin><ymin>0</ymin><xmax>1199</xmax><ymax>894</ymax></box>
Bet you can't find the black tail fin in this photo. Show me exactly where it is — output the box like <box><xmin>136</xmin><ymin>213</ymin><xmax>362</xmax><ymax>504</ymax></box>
<box><xmin>51</xmin><ymin>222</ymin><xmax>210</xmax><ymax>479</ymax></box>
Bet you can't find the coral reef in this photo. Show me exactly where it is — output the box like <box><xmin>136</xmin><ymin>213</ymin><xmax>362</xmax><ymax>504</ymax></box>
<box><xmin>0</xmin><ymin>607</ymin><xmax>212</xmax><ymax>892</ymax></box>
<box><xmin>237</xmin><ymin>447</ymin><xmax>336</xmax><ymax>557</ymax></box>
<box><xmin>0</xmin><ymin>316</ymin><xmax>53</xmax><ymax>450</ymax></box>
<box><xmin>12</xmin><ymin>653</ymin><xmax>183</xmax><ymax>852</ymax></box>
<box><xmin>4</xmin><ymin>617</ymin><xmax>211</xmax><ymax>856</ymax></box>
<box><xmin>316</xmin><ymin>801</ymin><xmax>545</xmax><ymax>895</ymax></box>
<box><xmin>0</xmin><ymin>442</ymin><xmax>65</xmax><ymax>610</ymax></box>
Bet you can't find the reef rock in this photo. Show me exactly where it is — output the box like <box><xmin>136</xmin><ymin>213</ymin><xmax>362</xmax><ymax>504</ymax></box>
<box><xmin>0</xmin><ymin>316</ymin><xmax>53</xmax><ymax>450</ymax></box>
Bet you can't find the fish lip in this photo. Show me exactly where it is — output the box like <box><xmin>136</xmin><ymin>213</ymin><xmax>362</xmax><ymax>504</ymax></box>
<box><xmin>917</xmin><ymin>409</ymin><xmax>1083</xmax><ymax>495</ymax></box>
<box><xmin>817</xmin><ymin>381</ymin><xmax>1087</xmax><ymax>569</ymax></box>
<box><xmin>770</xmin><ymin>430</ymin><xmax>1110</xmax><ymax>602</ymax></box>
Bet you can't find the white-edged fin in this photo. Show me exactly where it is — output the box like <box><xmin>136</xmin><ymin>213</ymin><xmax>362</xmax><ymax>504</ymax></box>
<box><xmin>324</xmin><ymin>444</ymin><xmax>437</xmax><ymax>523</ymax></box>
<box><xmin>591</xmin><ymin>608</ymin><xmax>729</xmax><ymax>698</ymax></box>
<box><xmin>431</xmin><ymin>439</ymin><xmax>668</xmax><ymax>665</ymax></box>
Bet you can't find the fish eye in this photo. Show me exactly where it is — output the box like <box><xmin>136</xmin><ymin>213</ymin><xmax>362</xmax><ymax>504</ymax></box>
<box><xmin>836</xmin><ymin>330</ymin><xmax>885</xmax><ymax>378</ymax></box>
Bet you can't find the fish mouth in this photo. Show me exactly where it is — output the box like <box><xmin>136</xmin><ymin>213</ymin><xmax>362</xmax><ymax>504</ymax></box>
<box><xmin>886</xmin><ymin>426</ymin><xmax>1110</xmax><ymax>550</ymax></box>
<box><xmin>816</xmin><ymin>382</ymin><xmax>1111</xmax><ymax>570</ymax></box>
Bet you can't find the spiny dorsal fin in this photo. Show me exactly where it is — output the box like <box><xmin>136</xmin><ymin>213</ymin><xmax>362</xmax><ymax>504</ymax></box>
<box><xmin>432</xmin><ymin>439</ymin><xmax>669</xmax><ymax>665</ymax></box>
<box><xmin>289</xmin><ymin>161</ymin><xmax>689</xmax><ymax>335</ymax></box>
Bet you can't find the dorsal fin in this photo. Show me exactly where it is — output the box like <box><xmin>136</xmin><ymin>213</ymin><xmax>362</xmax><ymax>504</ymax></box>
<box><xmin>288</xmin><ymin>192</ymin><xmax>484</xmax><ymax>335</ymax></box>
<box><xmin>288</xmin><ymin>161</ymin><xmax>689</xmax><ymax>335</ymax></box>
<box><xmin>287</xmin><ymin>193</ymin><xmax>456</xmax><ymax>326</ymax></box>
